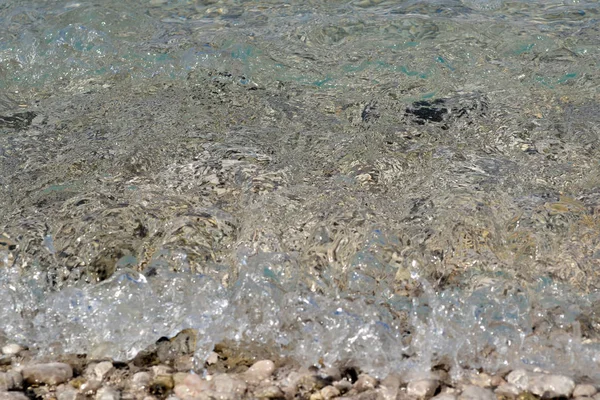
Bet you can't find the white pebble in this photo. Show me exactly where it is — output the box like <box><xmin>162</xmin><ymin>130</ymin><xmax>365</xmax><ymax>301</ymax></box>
<box><xmin>379</xmin><ymin>373</ymin><xmax>401</xmax><ymax>400</ymax></box>
<box><xmin>151</xmin><ymin>365</ymin><xmax>174</xmax><ymax>376</ymax></box>
<box><xmin>96</xmin><ymin>386</ymin><xmax>120</xmax><ymax>400</ymax></box>
<box><xmin>495</xmin><ymin>383</ymin><xmax>520</xmax><ymax>397</ymax></box>
<box><xmin>94</xmin><ymin>361</ymin><xmax>114</xmax><ymax>381</ymax></box>
<box><xmin>131</xmin><ymin>372</ymin><xmax>151</xmax><ymax>389</ymax></box>
<box><xmin>2</xmin><ymin>344</ymin><xmax>24</xmax><ymax>356</ymax></box>
<box><xmin>212</xmin><ymin>374</ymin><xmax>247</xmax><ymax>395</ymax></box>
<box><xmin>205</xmin><ymin>352</ymin><xmax>219</xmax><ymax>365</ymax></box>
<box><xmin>507</xmin><ymin>369</ymin><xmax>575</xmax><ymax>398</ymax></box>
<box><xmin>407</xmin><ymin>379</ymin><xmax>439</xmax><ymax>399</ymax></box>
<box><xmin>243</xmin><ymin>360</ymin><xmax>275</xmax><ymax>384</ymax></box>
<box><xmin>458</xmin><ymin>385</ymin><xmax>495</xmax><ymax>400</ymax></box>
<box><xmin>574</xmin><ymin>384</ymin><xmax>597</xmax><ymax>398</ymax></box>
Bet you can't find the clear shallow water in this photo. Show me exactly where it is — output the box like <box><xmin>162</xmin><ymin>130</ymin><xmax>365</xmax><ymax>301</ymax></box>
<box><xmin>1</xmin><ymin>0</ymin><xmax>600</xmax><ymax>380</ymax></box>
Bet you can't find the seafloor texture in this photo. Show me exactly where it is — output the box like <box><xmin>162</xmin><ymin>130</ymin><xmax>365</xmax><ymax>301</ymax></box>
<box><xmin>1</xmin><ymin>0</ymin><xmax>600</xmax><ymax>384</ymax></box>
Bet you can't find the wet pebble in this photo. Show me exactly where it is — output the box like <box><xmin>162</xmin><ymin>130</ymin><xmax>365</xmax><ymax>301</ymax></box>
<box><xmin>151</xmin><ymin>365</ymin><xmax>174</xmax><ymax>376</ymax></box>
<box><xmin>1</xmin><ymin>344</ymin><xmax>24</xmax><ymax>356</ymax></box>
<box><xmin>458</xmin><ymin>385</ymin><xmax>495</xmax><ymax>400</ymax></box>
<box><xmin>57</xmin><ymin>384</ymin><xmax>79</xmax><ymax>400</ymax></box>
<box><xmin>174</xmin><ymin>373</ymin><xmax>211</xmax><ymax>399</ymax></box>
<box><xmin>132</xmin><ymin>371</ymin><xmax>151</xmax><ymax>388</ymax></box>
<box><xmin>407</xmin><ymin>379</ymin><xmax>439</xmax><ymax>399</ymax></box>
<box><xmin>282</xmin><ymin>369</ymin><xmax>325</xmax><ymax>397</ymax></box>
<box><xmin>212</xmin><ymin>373</ymin><xmax>247</xmax><ymax>396</ymax></box>
<box><xmin>354</xmin><ymin>374</ymin><xmax>377</xmax><ymax>393</ymax></box>
<box><xmin>0</xmin><ymin>371</ymin><xmax>23</xmax><ymax>391</ymax></box>
<box><xmin>507</xmin><ymin>369</ymin><xmax>575</xmax><ymax>398</ymax></box>
<box><xmin>150</xmin><ymin>375</ymin><xmax>174</xmax><ymax>396</ymax></box>
<box><xmin>378</xmin><ymin>373</ymin><xmax>400</xmax><ymax>400</ymax></box>
<box><xmin>494</xmin><ymin>383</ymin><xmax>520</xmax><ymax>398</ymax></box>
<box><xmin>242</xmin><ymin>360</ymin><xmax>275</xmax><ymax>384</ymax></box>
<box><xmin>22</xmin><ymin>362</ymin><xmax>73</xmax><ymax>385</ymax></box>
<box><xmin>574</xmin><ymin>384</ymin><xmax>597</xmax><ymax>398</ymax></box>
<box><xmin>96</xmin><ymin>386</ymin><xmax>120</xmax><ymax>400</ymax></box>
<box><xmin>93</xmin><ymin>361</ymin><xmax>113</xmax><ymax>381</ymax></box>
<box><xmin>334</xmin><ymin>379</ymin><xmax>353</xmax><ymax>394</ymax></box>
<box><xmin>174</xmin><ymin>355</ymin><xmax>193</xmax><ymax>372</ymax></box>
<box><xmin>431</xmin><ymin>394</ymin><xmax>457</xmax><ymax>400</ymax></box>
<box><xmin>254</xmin><ymin>384</ymin><xmax>285</xmax><ymax>398</ymax></box>
<box><xmin>0</xmin><ymin>392</ymin><xmax>29</xmax><ymax>400</ymax></box>
<box><xmin>173</xmin><ymin>372</ymin><xmax>189</xmax><ymax>387</ymax></box>
<box><xmin>321</xmin><ymin>385</ymin><xmax>341</xmax><ymax>399</ymax></box>
<box><xmin>205</xmin><ymin>352</ymin><xmax>219</xmax><ymax>365</ymax></box>
<box><xmin>318</xmin><ymin>367</ymin><xmax>342</xmax><ymax>383</ymax></box>
<box><xmin>80</xmin><ymin>379</ymin><xmax>103</xmax><ymax>394</ymax></box>
<box><xmin>468</xmin><ymin>372</ymin><xmax>492</xmax><ymax>388</ymax></box>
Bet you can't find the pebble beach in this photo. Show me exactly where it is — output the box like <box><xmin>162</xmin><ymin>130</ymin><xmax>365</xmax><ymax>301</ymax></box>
<box><xmin>0</xmin><ymin>340</ymin><xmax>596</xmax><ymax>400</ymax></box>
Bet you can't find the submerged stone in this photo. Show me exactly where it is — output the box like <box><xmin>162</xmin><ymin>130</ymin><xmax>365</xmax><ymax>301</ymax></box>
<box><xmin>22</xmin><ymin>363</ymin><xmax>73</xmax><ymax>386</ymax></box>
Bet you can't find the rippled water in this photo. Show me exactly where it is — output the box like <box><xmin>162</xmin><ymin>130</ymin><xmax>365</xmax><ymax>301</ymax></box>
<box><xmin>2</xmin><ymin>0</ymin><xmax>600</xmax><ymax>380</ymax></box>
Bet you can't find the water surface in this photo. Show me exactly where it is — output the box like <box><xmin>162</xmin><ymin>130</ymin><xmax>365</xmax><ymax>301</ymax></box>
<box><xmin>1</xmin><ymin>0</ymin><xmax>600</xmax><ymax>379</ymax></box>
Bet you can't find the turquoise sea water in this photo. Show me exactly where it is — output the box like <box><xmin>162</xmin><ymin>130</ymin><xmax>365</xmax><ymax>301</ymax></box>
<box><xmin>2</xmin><ymin>0</ymin><xmax>600</xmax><ymax>379</ymax></box>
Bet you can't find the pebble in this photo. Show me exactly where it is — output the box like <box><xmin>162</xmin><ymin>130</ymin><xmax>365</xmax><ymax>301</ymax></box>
<box><xmin>22</xmin><ymin>362</ymin><xmax>73</xmax><ymax>385</ymax></box>
<box><xmin>174</xmin><ymin>374</ymin><xmax>211</xmax><ymax>399</ymax></box>
<box><xmin>173</xmin><ymin>372</ymin><xmax>189</xmax><ymax>387</ymax></box>
<box><xmin>491</xmin><ymin>375</ymin><xmax>506</xmax><ymax>387</ymax></box>
<box><xmin>1</xmin><ymin>344</ymin><xmax>23</xmax><ymax>356</ymax></box>
<box><xmin>253</xmin><ymin>384</ymin><xmax>285</xmax><ymax>398</ymax></box>
<box><xmin>407</xmin><ymin>379</ymin><xmax>439</xmax><ymax>399</ymax></box>
<box><xmin>354</xmin><ymin>374</ymin><xmax>377</xmax><ymax>393</ymax></box>
<box><xmin>150</xmin><ymin>375</ymin><xmax>175</xmax><ymax>396</ymax></box>
<box><xmin>458</xmin><ymin>385</ymin><xmax>495</xmax><ymax>400</ymax></box>
<box><xmin>212</xmin><ymin>373</ymin><xmax>247</xmax><ymax>396</ymax></box>
<box><xmin>507</xmin><ymin>369</ymin><xmax>575</xmax><ymax>398</ymax></box>
<box><xmin>378</xmin><ymin>373</ymin><xmax>401</xmax><ymax>400</ymax></box>
<box><xmin>174</xmin><ymin>355</ymin><xmax>193</xmax><ymax>372</ymax></box>
<box><xmin>0</xmin><ymin>371</ymin><xmax>23</xmax><ymax>391</ymax></box>
<box><xmin>574</xmin><ymin>384</ymin><xmax>598</xmax><ymax>398</ymax></box>
<box><xmin>0</xmin><ymin>392</ymin><xmax>29</xmax><ymax>400</ymax></box>
<box><xmin>151</xmin><ymin>365</ymin><xmax>174</xmax><ymax>376</ymax></box>
<box><xmin>334</xmin><ymin>379</ymin><xmax>353</xmax><ymax>394</ymax></box>
<box><xmin>243</xmin><ymin>360</ymin><xmax>276</xmax><ymax>384</ymax></box>
<box><xmin>318</xmin><ymin>367</ymin><xmax>342</xmax><ymax>382</ymax></box>
<box><xmin>205</xmin><ymin>352</ymin><xmax>219</xmax><ymax>365</ymax></box>
<box><xmin>96</xmin><ymin>386</ymin><xmax>120</xmax><ymax>400</ymax></box>
<box><xmin>432</xmin><ymin>394</ymin><xmax>457</xmax><ymax>400</ymax></box>
<box><xmin>94</xmin><ymin>361</ymin><xmax>114</xmax><ymax>381</ymax></box>
<box><xmin>132</xmin><ymin>372</ymin><xmax>151</xmax><ymax>388</ymax></box>
<box><xmin>468</xmin><ymin>372</ymin><xmax>492</xmax><ymax>388</ymax></box>
<box><xmin>309</xmin><ymin>392</ymin><xmax>324</xmax><ymax>400</ymax></box>
<box><xmin>57</xmin><ymin>384</ymin><xmax>79</xmax><ymax>400</ymax></box>
<box><xmin>81</xmin><ymin>379</ymin><xmax>103</xmax><ymax>394</ymax></box>
<box><xmin>321</xmin><ymin>385</ymin><xmax>341</xmax><ymax>399</ymax></box>
<box><xmin>494</xmin><ymin>383</ymin><xmax>520</xmax><ymax>397</ymax></box>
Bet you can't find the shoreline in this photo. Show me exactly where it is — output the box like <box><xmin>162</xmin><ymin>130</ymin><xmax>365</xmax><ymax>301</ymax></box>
<box><xmin>0</xmin><ymin>338</ymin><xmax>595</xmax><ymax>400</ymax></box>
